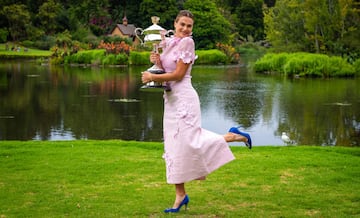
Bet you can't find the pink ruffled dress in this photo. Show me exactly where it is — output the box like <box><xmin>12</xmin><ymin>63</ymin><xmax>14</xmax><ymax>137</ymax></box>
<box><xmin>160</xmin><ymin>36</ymin><xmax>235</xmax><ymax>184</ymax></box>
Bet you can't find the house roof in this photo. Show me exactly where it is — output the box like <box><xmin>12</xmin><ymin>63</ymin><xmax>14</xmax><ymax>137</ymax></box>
<box><xmin>115</xmin><ymin>24</ymin><xmax>136</xmax><ymax>36</ymax></box>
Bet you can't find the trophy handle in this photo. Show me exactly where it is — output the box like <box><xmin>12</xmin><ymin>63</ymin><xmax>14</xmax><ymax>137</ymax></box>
<box><xmin>165</xmin><ymin>30</ymin><xmax>175</xmax><ymax>37</ymax></box>
<box><xmin>134</xmin><ymin>28</ymin><xmax>144</xmax><ymax>45</ymax></box>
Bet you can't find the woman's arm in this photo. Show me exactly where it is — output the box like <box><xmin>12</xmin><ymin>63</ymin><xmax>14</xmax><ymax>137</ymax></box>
<box><xmin>142</xmin><ymin>60</ymin><xmax>190</xmax><ymax>84</ymax></box>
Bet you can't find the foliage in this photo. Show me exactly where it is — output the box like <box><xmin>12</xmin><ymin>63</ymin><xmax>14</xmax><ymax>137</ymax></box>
<box><xmin>64</xmin><ymin>49</ymin><xmax>104</xmax><ymax>65</ymax></box>
<box><xmin>139</xmin><ymin>0</ymin><xmax>178</xmax><ymax>30</ymax></box>
<box><xmin>34</xmin><ymin>36</ymin><xmax>57</xmax><ymax>50</ymax></box>
<box><xmin>254</xmin><ymin>52</ymin><xmax>356</xmax><ymax>77</ymax></box>
<box><xmin>63</xmin><ymin>49</ymin><xmax>129</xmax><ymax>65</ymax></box>
<box><xmin>100</xmin><ymin>35</ymin><xmax>132</xmax><ymax>44</ymax></box>
<box><xmin>184</xmin><ymin>0</ymin><xmax>232</xmax><ymax>49</ymax></box>
<box><xmin>71</xmin><ymin>24</ymin><xmax>98</xmax><ymax>47</ymax></box>
<box><xmin>20</xmin><ymin>40</ymin><xmax>34</xmax><ymax>48</ymax></box>
<box><xmin>97</xmin><ymin>40</ymin><xmax>131</xmax><ymax>55</ymax></box>
<box><xmin>55</xmin><ymin>30</ymin><xmax>72</xmax><ymax>51</ymax></box>
<box><xmin>264</xmin><ymin>0</ymin><xmax>360</xmax><ymax>57</ymax></box>
<box><xmin>195</xmin><ymin>49</ymin><xmax>227</xmax><ymax>65</ymax></box>
<box><xmin>216</xmin><ymin>43</ymin><xmax>240</xmax><ymax>64</ymax></box>
<box><xmin>129</xmin><ymin>51</ymin><xmax>151</xmax><ymax>65</ymax></box>
<box><xmin>1</xmin><ymin>4</ymin><xmax>31</xmax><ymax>41</ymax></box>
<box><xmin>101</xmin><ymin>53</ymin><xmax>128</xmax><ymax>65</ymax></box>
<box><xmin>0</xmin><ymin>28</ymin><xmax>8</xmax><ymax>43</ymax></box>
<box><xmin>214</xmin><ymin>0</ymin><xmax>265</xmax><ymax>42</ymax></box>
<box><xmin>236</xmin><ymin>42</ymin><xmax>266</xmax><ymax>56</ymax></box>
<box><xmin>236</xmin><ymin>0</ymin><xmax>264</xmax><ymax>41</ymax></box>
<box><xmin>37</xmin><ymin>0</ymin><xmax>62</xmax><ymax>35</ymax></box>
<box><xmin>353</xmin><ymin>59</ymin><xmax>360</xmax><ymax>76</ymax></box>
<box><xmin>89</xmin><ymin>15</ymin><xmax>112</xmax><ymax>36</ymax></box>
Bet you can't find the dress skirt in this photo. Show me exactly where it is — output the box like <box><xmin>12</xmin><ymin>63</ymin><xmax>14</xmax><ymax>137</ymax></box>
<box><xmin>162</xmin><ymin>77</ymin><xmax>235</xmax><ymax>184</ymax></box>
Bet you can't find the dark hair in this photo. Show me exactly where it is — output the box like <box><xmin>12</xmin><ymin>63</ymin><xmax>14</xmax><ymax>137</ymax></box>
<box><xmin>175</xmin><ymin>10</ymin><xmax>194</xmax><ymax>22</ymax></box>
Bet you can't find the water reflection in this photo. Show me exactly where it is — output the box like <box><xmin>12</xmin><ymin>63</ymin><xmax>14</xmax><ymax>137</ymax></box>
<box><xmin>0</xmin><ymin>60</ymin><xmax>359</xmax><ymax>146</ymax></box>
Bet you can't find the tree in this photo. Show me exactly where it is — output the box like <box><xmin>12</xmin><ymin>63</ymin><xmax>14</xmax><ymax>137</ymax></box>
<box><xmin>37</xmin><ymin>0</ymin><xmax>62</xmax><ymax>35</ymax></box>
<box><xmin>264</xmin><ymin>0</ymin><xmax>360</xmax><ymax>56</ymax></box>
<box><xmin>215</xmin><ymin>0</ymin><xmax>266</xmax><ymax>43</ymax></box>
<box><xmin>184</xmin><ymin>0</ymin><xmax>232</xmax><ymax>49</ymax></box>
<box><xmin>235</xmin><ymin>0</ymin><xmax>265</xmax><ymax>41</ymax></box>
<box><xmin>139</xmin><ymin>0</ymin><xmax>179</xmax><ymax>30</ymax></box>
<box><xmin>1</xmin><ymin>4</ymin><xmax>31</xmax><ymax>41</ymax></box>
<box><xmin>264</xmin><ymin>0</ymin><xmax>306</xmax><ymax>51</ymax></box>
<box><xmin>109</xmin><ymin>0</ymin><xmax>143</xmax><ymax>27</ymax></box>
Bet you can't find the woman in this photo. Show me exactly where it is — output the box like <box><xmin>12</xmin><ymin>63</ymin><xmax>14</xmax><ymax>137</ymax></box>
<box><xmin>141</xmin><ymin>10</ymin><xmax>252</xmax><ymax>213</ymax></box>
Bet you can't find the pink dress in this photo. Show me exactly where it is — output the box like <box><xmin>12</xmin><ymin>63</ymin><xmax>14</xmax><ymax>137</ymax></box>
<box><xmin>160</xmin><ymin>36</ymin><xmax>235</xmax><ymax>184</ymax></box>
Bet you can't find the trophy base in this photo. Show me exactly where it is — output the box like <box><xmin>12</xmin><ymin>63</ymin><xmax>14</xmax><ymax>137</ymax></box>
<box><xmin>140</xmin><ymin>81</ymin><xmax>171</xmax><ymax>92</ymax></box>
<box><xmin>140</xmin><ymin>85</ymin><xmax>167</xmax><ymax>92</ymax></box>
<box><xmin>140</xmin><ymin>65</ymin><xmax>171</xmax><ymax>92</ymax></box>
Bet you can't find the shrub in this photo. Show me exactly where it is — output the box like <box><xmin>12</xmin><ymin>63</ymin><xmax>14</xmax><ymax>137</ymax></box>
<box><xmin>0</xmin><ymin>28</ymin><xmax>8</xmax><ymax>43</ymax></box>
<box><xmin>50</xmin><ymin>56</ymin><xmax>64</xmax><ymax>65</ymax></box>
<box><xmin>102</xmin><ymin>54</ymin><xmax>117</xmax><ymax>65</ymax></box>
<box><xmin>101</xmin><ymin>53</ymin><xmax>128</xmax><ymax>65</ymax></box>
<box><xmin>21</xmin><ymin>40</ymin><xmax>34</xmax><ymax>48</ymax></box>
<box><xmin>283</xmin><ymin>56</ymin><xmax>304</xmax><ymax>76</ymax></box>
<box><xmin>254</xmin><ymin>52</ymin><xmax>355</xmax><ymax>77</ymax></box>
<box><xmin>236</xmin><ymin>42</ymin><xmax>266</xmax><ymax>56</ymax></box>
<box><xmin>327</xmin><ymin>56</ymin><xmax>354</xmax><ymax>77</ymax></box>
<box><xmin>98</xmin><ymin>40</ymin><xmax>131</xmax><ymax>55</ymax></box>
<box><xmin>270</xmin><ymin>53</ymin><xmax>289</xmax><ymax>72</ymax></box>
<box><xmin>195</xmin><ymin>49</ymin><xmax>227</xmax><ymax>65</ymax></box>
<box><xmin>253</xmin><ymin>54</ymin><xmax>274</xmax><ymax>73</ymax></box>
<box><xmin>353</xmin><ymin>59</ymin><xmax>360</xmax><ymax>76</ymax></box>
<box><xmin>34</xmin><ymin>36</ymin><xmax>56</xmax><ymax>50</ymax></box>
<box><xmin>65</xmin><ymin>50</ymin><xmax>90</xmax><ymax>64</ymax></box>
<box><xmin>216</xmin><ymin>43</ymin><xmax>240</xmax><ymax>64</ymax></box>
<box><xmin>129</xmin><ymin>51</ymin><xmax>150</xmax><ymax>65</ymax></box>
<box><xmin>115</xmin><ymin>54</ymin><xmax>128</xmax><ymax>65</ymax></box>
<box><xmin>64</xmin><ymin>49</ymin><xmax>129</xmax><ymax>66</ymax></box>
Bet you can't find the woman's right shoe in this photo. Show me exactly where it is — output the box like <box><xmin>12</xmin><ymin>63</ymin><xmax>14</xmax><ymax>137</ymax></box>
<box><xmin>164</xmin><ymin>195</ymin><xmax>189</xmax><ymax>213</ymax></box>
<box><xmin>229</xmin><ymin>127</ymin><xmax>252</xmax><ymax>149</ymax></box>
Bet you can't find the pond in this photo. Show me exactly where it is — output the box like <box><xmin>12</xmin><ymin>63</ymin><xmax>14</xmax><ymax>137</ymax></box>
<box><xmin>0</xmin><ymin>60</ymin><xmax>359</xmax><ymax>146</ymax></box>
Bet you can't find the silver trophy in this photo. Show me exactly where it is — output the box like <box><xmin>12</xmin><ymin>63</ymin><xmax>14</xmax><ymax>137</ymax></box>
<box><xmin>135</xmin><ymin>16</ymin><xmax>173</xmax><ymax>91</ymax></box>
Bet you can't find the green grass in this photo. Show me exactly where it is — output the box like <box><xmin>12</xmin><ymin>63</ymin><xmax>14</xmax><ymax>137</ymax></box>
<box><xmin>0</xmin><ymin>140</ymin><xmax>359</xmax><ymax>217</ymax></box>
<box><xmin>0</xmin><ymin>43</ymin><xmax>52</xmax><ymax>59</ymax></box>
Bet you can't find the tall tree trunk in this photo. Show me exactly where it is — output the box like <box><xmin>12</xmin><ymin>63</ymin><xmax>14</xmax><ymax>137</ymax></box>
<box><xmin>315</xmin><ymin>25</ymin><xmax>320</xmax><ymax>53</ymax></box>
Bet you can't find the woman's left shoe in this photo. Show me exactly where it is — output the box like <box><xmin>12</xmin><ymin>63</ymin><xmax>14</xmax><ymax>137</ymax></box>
<box><xmin>229</xmin><ymin>127</ymin><xmax>252</xmax><ymax>149</ymax></box>
<box><xmin>164</xmin><ymin>195</ymin><xmax>189</xmax><ymax>213</ymax></box>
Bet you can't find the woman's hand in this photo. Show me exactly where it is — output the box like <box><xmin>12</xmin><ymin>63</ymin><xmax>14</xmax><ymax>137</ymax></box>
<box><xmin>150</xmin><ymin>52</ymin><xmax>161</xmax><ymax>66</ymax></box>
<box><xmin>141</xmin><ymin>71</ymin><xmax>153</xmax><ymax>84</ymax></box>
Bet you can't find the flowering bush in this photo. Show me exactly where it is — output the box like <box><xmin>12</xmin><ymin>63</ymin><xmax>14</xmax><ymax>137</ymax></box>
<box><xmin>98</xmin><ymin>40</ymin><xmax>131</xmax><ymax>55</ymax></box>
<box><xmin>216</xmin><ymin>43</ymin><xmax>240</xmax><ymax>64</ymax></box>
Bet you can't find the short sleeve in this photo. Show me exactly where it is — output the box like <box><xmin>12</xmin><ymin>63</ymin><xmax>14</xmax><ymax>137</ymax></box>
<box><xmin>176</xmin><ymin>37</ymin><xmax>197</xmax><ymax>64</ymax></box>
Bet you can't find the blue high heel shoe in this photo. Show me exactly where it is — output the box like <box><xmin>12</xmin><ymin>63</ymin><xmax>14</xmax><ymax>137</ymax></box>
<box><xmin>164</xmin><ymin>195</ymin><xmax>189</xmax><ymax>213</ymax></box>
<box><xmin>229</xmin><ymin>127</ymin><xmax>252</xmax><ymax>149</ymax></box>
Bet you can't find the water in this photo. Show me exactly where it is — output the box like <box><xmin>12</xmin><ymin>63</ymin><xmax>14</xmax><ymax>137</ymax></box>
<box><xmin>0</xmin><ymin>60</ymin><xmax>359</xmax><ymax>146</ymax></box>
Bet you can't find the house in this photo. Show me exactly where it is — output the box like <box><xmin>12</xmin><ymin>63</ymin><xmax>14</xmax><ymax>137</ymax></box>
<box><xmin>110</xmin><ymin>16</ymin><xmax>139</xmax><ymax>44</ymax></box>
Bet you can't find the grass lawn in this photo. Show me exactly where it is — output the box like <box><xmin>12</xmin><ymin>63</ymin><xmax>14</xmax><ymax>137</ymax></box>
<box><xmin>0</xmin><ymin>140</ymin><xmax>359</xmax><ymax>217</ymax></box>
<box><xmin>0</xmin><ymin>43</ymin><xmax>52</xmax><ymax>59</ymax></box>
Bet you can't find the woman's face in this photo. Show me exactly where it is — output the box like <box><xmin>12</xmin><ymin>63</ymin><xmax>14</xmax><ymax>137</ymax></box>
<box><xmin>174</xmin><ymin>16</ymin><xmax>193</xmax><ymax>38</ymax></box>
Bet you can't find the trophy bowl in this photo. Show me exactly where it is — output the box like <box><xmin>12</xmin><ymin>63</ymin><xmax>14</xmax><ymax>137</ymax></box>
<box><xmin>135</xmin><ymin>16</ymin><xmax>173</xmax><ymax>91</ymax></box>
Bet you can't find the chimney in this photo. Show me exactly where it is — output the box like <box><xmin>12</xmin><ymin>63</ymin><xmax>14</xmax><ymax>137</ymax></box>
<box><xmin>122</xmin><ymin>16</ymin><xmax>128</xmax><ymax>26</ymax></box>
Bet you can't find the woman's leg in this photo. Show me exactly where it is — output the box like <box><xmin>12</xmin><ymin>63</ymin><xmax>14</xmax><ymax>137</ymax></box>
<box><xmin>223</xmin><ymin>132</ymin><xmax>248</xmax><ymax>143</ymax></box>
<box><xmin>172</xmin><ymin>183</ymin><xmax>186</xmax><ymax>208</ymax></box>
